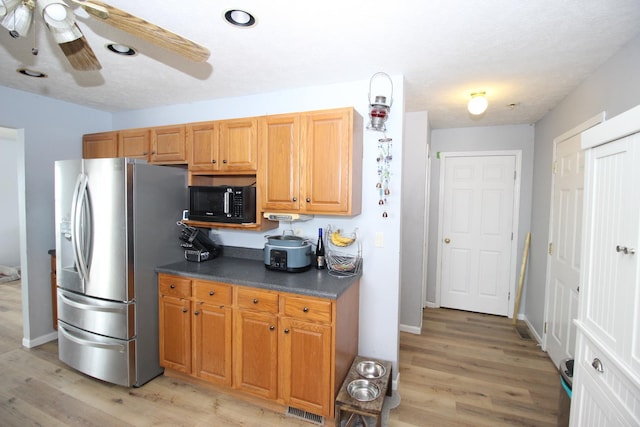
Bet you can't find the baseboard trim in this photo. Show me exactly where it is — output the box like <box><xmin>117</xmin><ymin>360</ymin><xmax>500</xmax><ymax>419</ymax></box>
<box><xmin>22</xmin><ymin>331</ymin><xmax>57</xmax><ymax>349</ymax></box>
<box><xmin>399</xmin><ymin>324</ymin><xmax>421</xmax><ymax>335</ymax></box>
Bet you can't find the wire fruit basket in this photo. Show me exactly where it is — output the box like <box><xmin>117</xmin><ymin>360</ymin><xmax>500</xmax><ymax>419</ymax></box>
<box><xmin>326</xmin><ymin>225</ymin><xmax>362</xmax><ymax>277</ymax></box>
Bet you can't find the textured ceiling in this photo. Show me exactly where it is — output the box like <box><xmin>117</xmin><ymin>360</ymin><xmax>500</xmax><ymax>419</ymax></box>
<box><xmin>1</xmin><ymin>0</ymin><xmax>639</xmax><ymax>128</ymax></box>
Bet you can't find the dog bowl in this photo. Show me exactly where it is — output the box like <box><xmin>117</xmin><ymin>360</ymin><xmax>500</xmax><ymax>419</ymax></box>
<box><xmin>356</xmin><ymin>360</ymin><xmax>386</xmax><ymax>379</ymax></box>
<box><xmin>347</xmin><ymin>379</ymin><xmax>380</xmax><ymax>402</ymax></box>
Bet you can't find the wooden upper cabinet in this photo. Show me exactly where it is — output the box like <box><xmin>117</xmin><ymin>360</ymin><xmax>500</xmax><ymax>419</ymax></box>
<box><xmin>219</xmin><ymin>118</ymin><xmax>258</xmax><ymax>172</ymax></box>
<box><xmin>119</xmin><ymin>129</ymin><xmax>150</xmax><ymax>159</ymax></box>
<box><xmin>151</xmin><ymin>125</ymin><xmax>187</xmax><ymax>164</ymax></box>
<box><xmin>188</xmin><ymin>122</ymin><xmax>219</xmax><ymax>171</ymax></box>
<box><xmin>187</xmin><ymin>119</ymin><xmax>257</xmax><ymax>173</ymax></box>
<box><xmin>82</xmin><ymin>131</ymin><xmax>118</xmax><ymax>159</ymax></box>
<box><xmin>259</xmin><ymin>114</ymin><xmax>301</xmax><ymax>211</ymax></box>
<box><xmin>260</xmin><ymin>107</ymin><xmax>363</xmax><ymax>215</ymax></box>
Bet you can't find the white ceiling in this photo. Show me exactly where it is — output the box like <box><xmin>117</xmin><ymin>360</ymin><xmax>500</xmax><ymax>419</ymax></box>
<box><xmin>1</xmin><ymin>0</ymin><xmax>639</xmax><ymax>129</ymax></box>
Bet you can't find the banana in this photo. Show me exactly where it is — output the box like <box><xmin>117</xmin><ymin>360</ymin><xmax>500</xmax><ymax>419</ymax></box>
<box><xmin>330</xmin><ymin>229</ymin><xmax>355</xmax><ymax>247</ymax></box>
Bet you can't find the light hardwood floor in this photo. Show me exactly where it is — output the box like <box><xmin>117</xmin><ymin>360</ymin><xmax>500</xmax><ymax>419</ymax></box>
<box><xmin>0</xmin><ymin>281</ymin><xmax>561</xmax><ymax>426</ymax></box>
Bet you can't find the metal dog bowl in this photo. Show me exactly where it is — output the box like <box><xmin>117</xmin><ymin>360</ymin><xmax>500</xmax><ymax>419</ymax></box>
<box><xmin>356</xmin><ymin>360</ymin><xmax>386</xmax><ymax>379</ymax></box>
<box><xmin>347</xmin><ymin>379</ymin><xmax>380</xmax><ymax>402</ymax></box>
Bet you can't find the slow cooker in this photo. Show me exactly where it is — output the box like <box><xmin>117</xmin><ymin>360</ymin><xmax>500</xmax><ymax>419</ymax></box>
<box><xmin>264</xmin><ymin>234</ymin><xmax>312</xmax><ymax>272</ymax></box>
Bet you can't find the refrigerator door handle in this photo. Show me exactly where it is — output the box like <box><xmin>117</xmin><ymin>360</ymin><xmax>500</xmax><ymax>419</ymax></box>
<box><xmin>59</xmin><ymin>324</ymin><xmax>127</xmax><ymax>353</ymax></box>
<box><xmin>59</xmin><ymin>292</ymin><xmax>128</xmax><ymax>314</ymax></box>
<box><xmin>71</xmin><ymin>173</ymin><xmax>91</xmax><ymax>283</ymax></box>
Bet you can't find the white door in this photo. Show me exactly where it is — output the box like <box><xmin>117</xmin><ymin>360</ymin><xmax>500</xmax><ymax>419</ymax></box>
<box><xmin>545</xmin><ymin>134</ymin><xmax>583</xmax><ymax>367</ymax></box>
<box><xmin>438</xmin><ymin>153</ymin><xmax>517</xmax><ymax>316</ymax></box>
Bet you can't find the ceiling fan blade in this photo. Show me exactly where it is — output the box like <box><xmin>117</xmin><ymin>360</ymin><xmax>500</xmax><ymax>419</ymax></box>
<box><xmin>58</xmin><ymin>32</ymin><xmax>102</xmax><ymax>71</ymax></box>
<box><xmin>70</xmin><ymin>0</ymin><xmax>210</xmax><ymax>62</ymax></box>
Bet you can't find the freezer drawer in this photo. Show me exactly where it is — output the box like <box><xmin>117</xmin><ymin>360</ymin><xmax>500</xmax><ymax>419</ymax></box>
<box><xmin>58</xmin><ymin>321</ymin><xmax>135</xmax><ymax>387</ymax></box>
<box><xmin>58</xmin><ymin>288</ymin><xmax>134</xmax><ymax>340</ymax></box>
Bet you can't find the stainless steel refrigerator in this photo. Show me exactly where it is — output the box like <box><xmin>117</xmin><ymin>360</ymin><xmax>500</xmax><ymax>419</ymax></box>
<box><xmin>54</xmin><ymin>158</ymin><xmax>187</xmax><ymax>387</ymax></box>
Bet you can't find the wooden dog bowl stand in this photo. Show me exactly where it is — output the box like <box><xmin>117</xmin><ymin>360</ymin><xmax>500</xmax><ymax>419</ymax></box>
<box><xmin>335</xmin><ymin>356</ymin><xmax>393</xmax><ymax>427</ymax></box>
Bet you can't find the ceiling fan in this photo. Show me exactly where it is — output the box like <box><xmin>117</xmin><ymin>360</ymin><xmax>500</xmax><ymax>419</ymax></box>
<box><xmin>0</xmin><ymin>0</ymin><xmax>210</xmax><ymax>71</ymax></box>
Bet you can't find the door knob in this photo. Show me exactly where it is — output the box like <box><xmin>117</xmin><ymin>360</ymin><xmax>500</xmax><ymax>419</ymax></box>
<box><xmin>444</xmin><ymin>238</ymin><xmax>451</xmax><ymax>244</ymax></box>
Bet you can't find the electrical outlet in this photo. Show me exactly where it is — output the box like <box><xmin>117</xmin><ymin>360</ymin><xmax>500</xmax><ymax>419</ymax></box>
<box><xmin>374</xmin><ymin>232</ymin><xmax>384</xmax><ymax>248</ymax></box>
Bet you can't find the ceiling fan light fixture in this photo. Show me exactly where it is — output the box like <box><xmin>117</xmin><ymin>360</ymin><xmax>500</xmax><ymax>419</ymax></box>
<box><xmin>224</xmin><ymin>9</ymin><xmax>256</xmax><ymax>27</ymax></box>
<box><xmin>106</xmin><ymin>43</ymin><xmax>136</xmax><ymax>56</ymax></box>
<box><xmin>0</xmin><ymin>0</ymin><xmax>21</xmax><ymax>18</ymax></box>
<box><xmin>1</xmin><ymin>1</ymin><xmax>34</xmax><ymax>37</ymax></box>
<box><xmin>37</xmin><ymin>0</ymin><xmax>81</xmax><ymax>42</ymax></box>
<box><xmin>467</xmin><ymin>91</ymin><xmax>488</xmax><ymax>115</ymax></box>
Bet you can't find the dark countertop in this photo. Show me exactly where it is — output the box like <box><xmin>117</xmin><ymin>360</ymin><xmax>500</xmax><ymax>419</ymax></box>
<box><xmin>155</xmin><ymin>247</ymin><xmax>360</xmax><ymax>299</ymax></box>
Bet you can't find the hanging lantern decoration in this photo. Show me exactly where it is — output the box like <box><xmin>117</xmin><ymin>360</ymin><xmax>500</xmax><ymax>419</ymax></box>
<box><xmin>367</xmin><ymin>72</ymin><xmax>393</xmax><ymax>132</ymax></box>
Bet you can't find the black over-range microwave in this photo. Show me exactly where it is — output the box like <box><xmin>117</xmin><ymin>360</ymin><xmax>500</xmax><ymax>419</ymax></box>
<box><xmin>188</xmin><ymin>186</ymin><xmax>256</xmax><ymax>223</ymax></box>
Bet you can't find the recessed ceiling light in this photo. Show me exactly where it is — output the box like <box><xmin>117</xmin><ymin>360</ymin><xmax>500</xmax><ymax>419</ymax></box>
<box><xmin>17</xmin><ymin>68</ymin><xmax>48</xmax><ymax>78</ymax></box>
<box><xmin>106</xmin><ymin>43</ymin><xmax>137</xmax><ymax>56</ymax></box>
<box><xmin>224</xmin><ymin>9</ymin><xmax>256</xmax><ymax>27</ymax></box>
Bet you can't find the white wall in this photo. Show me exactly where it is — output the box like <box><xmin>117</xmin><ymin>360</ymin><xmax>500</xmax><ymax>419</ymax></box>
<box><xmin>0</xmin><ymin>86</ymin><xmax>112</xmax><ymax>346</ymax></box>
<box><xmin>0</xmin><ymin>128</ymin><xmax>20</xmax><ymax>266</ymax></box>
<box><xmin>111</xmin><ymin>76</ymin><xmax>407</xmax><ymax>376</ymax></box>
<box><xmin>399</xmin><ymin>112</ymin><xmax>430</xmax><ymax>331</ymax></box>
<box><xmin>427</xmin><ymin>125</ymin><xmax>535</xmax><ymax>317</ymax></box>
<box><xmin>527</xmin><ymin>34</ymin><xmax>640</xmax><ymax>338</ymax></box>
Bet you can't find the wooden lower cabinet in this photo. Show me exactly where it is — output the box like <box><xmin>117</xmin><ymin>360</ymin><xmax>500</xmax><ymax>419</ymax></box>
<box><xmin>158</xmin><ymin>273</ymin><xmax>359</xmax><ymax>421</ymax></box>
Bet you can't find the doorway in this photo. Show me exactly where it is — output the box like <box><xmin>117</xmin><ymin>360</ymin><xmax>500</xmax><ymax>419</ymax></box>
<box><xmin>543</xmin><ymin>112</ymin><xmax>605</xmax><ymax>368</ymax></box>
<box><xmin>436</xmin><ymin>151</ymin><xmax>521</xmax><ymax>316</ymax></box>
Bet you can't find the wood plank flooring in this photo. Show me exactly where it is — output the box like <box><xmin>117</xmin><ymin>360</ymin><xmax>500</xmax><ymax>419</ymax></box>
<box><xmin>0</xmin><ymin>281</ymin><xmax>561</xmax><ymax>426</ymax></box>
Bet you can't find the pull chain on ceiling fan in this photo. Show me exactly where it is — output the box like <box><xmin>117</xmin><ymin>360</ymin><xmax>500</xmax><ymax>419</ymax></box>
<box><xmin>0</xmin><ymin>0</ymin><xmax>210</xmax><ymax>71</ymax></box>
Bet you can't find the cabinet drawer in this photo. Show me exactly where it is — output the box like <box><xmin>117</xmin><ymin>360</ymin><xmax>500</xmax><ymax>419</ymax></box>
<box><xmin>193</xmin><ymin>280</ymin><xmax>232</xmax><ymax>305</ymax></box>
<box><xmin>281</xmin><ymin>294</ymin><xmax>332</xmax><ymax>323</ymax></box>
<box><xmin>236</xmin><ymin>287</ymin><xmax>278</xmax><ymax>313</ymax></box>
<box><xmin>576</xmin><ymin>333</ymin><xmax>640</xmax><ymax>422</ymax></box>
<box><xmin>158</xmin><ymin>274</ymin><xmax>191</xmax><ymax>298</ymax></box>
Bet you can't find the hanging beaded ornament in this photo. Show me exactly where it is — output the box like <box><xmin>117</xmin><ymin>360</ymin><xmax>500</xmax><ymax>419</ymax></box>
<box><xmin>376</xmin><ymin>137</ymin><xmax>392</xmax><ymax>217</ymax></box>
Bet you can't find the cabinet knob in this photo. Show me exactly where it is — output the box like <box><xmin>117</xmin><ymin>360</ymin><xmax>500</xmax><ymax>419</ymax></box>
<box><xmin>284</xmin><ymin>328</ymin><xmax>289</xmax><ymax>334</ymax></box>
<box><xmin>151</xmin><ymin>151</ymin><xmax>156</xmax><ymax>155</ymax></box>
<box><xmin>306</xmin><ymin>198</ymin><xmax>311</xmax><ymax>202</ymax></box>
<box><xmin>194</xmin><ymin>310</ymin><xmax>199</xmax><ymax>316</ymax></box>
<box><xmin>170</xmin><ymin>284</ymin><xmax>175</xmax><ymax>289</ymax></box>
<box><xmin>209</xmin><ymin>290</ymin><xmax>215</xmax><ymax>296</ymax></box>
<box><xmin>292</xmin><ymin>197</ymin><xmax>297</xmax><ymax>202</ymax></box>
<box><xmin>591</xmin><ymin>358</ymin><xmax>604</xmax><ymax>373</ymax></box>
<box><xmin>269</xmin><ymin>325</ymin><xmax>275</xmax><ymax>331</ymax></box>
<box><xmin>253</xmin><ymin>298</ymin><xmax>259</xmax><ymax>304</ymax></box>
<box><xmin>223</xmin><ymin>159</ymin><xmax>228</xmax><ymax>164</ymax></box>
<box><xmin>303</xmin><ymin>307</ymin><xmax>309</xmax><ymax>313</ymax></box>
<box><xmin>212</xmin><ymin>159</ymin><xmax>217</xmax><ymax>164</ymax></box>
<box><xmin>182</xmin><ymin>307</ymin><xmax>188</xmax><ymax>313</ymax></box>
<box><xmin>142</xmin><ymin>151</ymin><xmax>148</xmax><ymax>155</ymax></box>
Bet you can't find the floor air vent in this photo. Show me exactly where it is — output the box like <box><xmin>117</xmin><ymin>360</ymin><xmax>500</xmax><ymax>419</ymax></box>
<box><xmin>286</xmin><ymin>406</ymin><xmax>324</xmax><ymax>425</ymax></box>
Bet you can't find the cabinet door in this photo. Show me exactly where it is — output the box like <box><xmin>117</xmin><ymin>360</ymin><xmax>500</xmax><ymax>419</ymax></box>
<box><xmin>259</xmin><ymin>114</ymin><xmax>301</xmax><ymax>211</ymax></box>
<box><xmin>82</xmin><ymin>132</ymin><xmax>118</xmax><ymax>159</ymax></box>
<box><xmin>158</xmin><ymin>295</ymin><xmax>191</xmax><ymax>373</ymax></box>
<box><xmin>581</xmin><ymin>135</ymin><xmax>639</xmax><ymax>362</ymax></box>
<box><xmin>151</xmin><ymin>125</ymin><xmax>187</xmax><ymax>164</ymax></box>
<box><xmin>301</xmin><ymin>108</ymin><xmax>362</xmax><ymax>215</ymax></box>
<box><xmin>193</xmin><ymin>303</ymin><xmax>232</xmax><ymax>386</ymax></box>
<box><xmin>188</xmin><ymin>122</ymin><xmax>219</xmax><ymax>171</ymax></box>
<box><xmin>279</xmin><ymin>317</ymin><xmax>332</xmax><ymax>417</ymax></box>
<box><xmin>219</xmin><ymin>118</ymin><xmax>258</xmax><ymax>172</ymax></box>
<box><xmin>119</xmin><ymin>129</ymin><xmax>150</xmax><ymax>159</ymax></box>
<box><xmin>233</xmin><ymin>309</ymin><xmax>278</xmax><ymax>399</ymax></box>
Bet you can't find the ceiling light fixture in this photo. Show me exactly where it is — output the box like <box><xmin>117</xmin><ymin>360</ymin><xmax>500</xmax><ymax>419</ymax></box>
<box><xmin>1</xmin><ymin>0</ymin><xmax>34</xmax><ymax>38</ymax></box>
<box><xmin>106</xmin><ymin>43</ymin><xmax>136</xmax><ymax>56</ymax></box>
<box><xmin>17</xmin><ymin>67</ymin><xmax>47</xmax><ymax>78</ymax></box>
<box><xmin>224</xmin><ymin>9</ymin><xmax>256</xmax><ymax>27</ymax></box>
<box><xmin>38</xmin><ymin>0</ymin><xmax>81</xmax><ymax>43</ymax></box>
<box><xmin>467</xmin><ymin>92</ymin><xmax>488</xmax><ymax>115</ymax></box>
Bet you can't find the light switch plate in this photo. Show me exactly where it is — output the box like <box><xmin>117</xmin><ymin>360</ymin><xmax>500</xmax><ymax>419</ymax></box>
<box><xmin>375</xmin><ymin>232</ymin><xmax>384</xmax><ymax>248</ymax></box>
